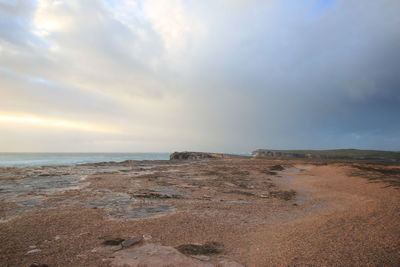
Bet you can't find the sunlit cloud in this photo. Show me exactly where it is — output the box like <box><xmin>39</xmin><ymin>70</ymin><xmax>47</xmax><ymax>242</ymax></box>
<box><xmin>0</xmin><ymin>114</ymin><xmax>120</xmax><ymax>134</ymax></box>
<box><xmin>34</xmin><ymin>0</ymin><xmax>70</xmax><ymax>33</ymax></box>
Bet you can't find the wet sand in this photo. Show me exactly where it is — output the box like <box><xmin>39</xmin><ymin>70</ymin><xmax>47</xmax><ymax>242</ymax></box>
<box><xmin>0</xmin><ymin>158</ymin><xmax>399</xmax><ymax>266</ymax></box>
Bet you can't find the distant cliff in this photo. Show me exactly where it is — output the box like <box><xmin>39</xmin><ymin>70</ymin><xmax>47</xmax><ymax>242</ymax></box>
<box><xmin>253</xmin><ymin>149</ymin><xmax>400</xmax><ymax>162</ymax></box>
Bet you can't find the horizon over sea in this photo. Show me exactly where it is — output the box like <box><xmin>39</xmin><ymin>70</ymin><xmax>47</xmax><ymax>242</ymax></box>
<box><xmin>0</xmin><ymin>152</ymin><xmax>172</xmax><ymax>167</ymax></box>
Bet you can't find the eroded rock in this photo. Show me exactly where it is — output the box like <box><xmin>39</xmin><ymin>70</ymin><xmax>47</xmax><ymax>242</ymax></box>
<box><xmin>121</xmin><ymin>236</ymin><xmax>143</xmax><ymax>248</ymax></box>
<box><xmin>110</xmin><ymin>243</ymin><xmax>214</xmax><ymax>267</ymax></box>
<box><xmin>170</xmin><ymin>152</ymin><xmax>215</xmax><ymax>160</ymax></box>
<box><xmin>176</xmin><ymin>242</ymin><xmax>223</xmax><ymax>255</ymax></box>
<box><xmin>103</xmin><ymin>238</ymin><xmax>125</xmax><ymax>246</ymax></box>
<box><xmin>270</xmin><ymin>165</ymin><xmax>285</xmax><ymax>171</ymax></box>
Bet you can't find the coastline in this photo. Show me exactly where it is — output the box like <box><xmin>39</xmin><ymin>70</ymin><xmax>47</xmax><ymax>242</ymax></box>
<box><xmin>0</xmin><ymin>152</ymin><xmax>171</xmax><ymax>168</ymax></box>
<box><xmin>0</xmin><ymin>154</ymin><xmax>399</xmax><ymax>266</ymax></box>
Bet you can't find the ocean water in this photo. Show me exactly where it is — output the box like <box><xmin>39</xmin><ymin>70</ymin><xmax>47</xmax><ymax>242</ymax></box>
<box><xmin>0</xmin><ymin>153</ymin><xmax>170</xmax><ymax>167</ymax></box>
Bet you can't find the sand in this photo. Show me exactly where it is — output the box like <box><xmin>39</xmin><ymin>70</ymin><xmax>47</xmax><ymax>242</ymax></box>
<box><xmin>0</xmin><ymin>158</ymin><xmax>399</xmax><ymax>266</ymax></box>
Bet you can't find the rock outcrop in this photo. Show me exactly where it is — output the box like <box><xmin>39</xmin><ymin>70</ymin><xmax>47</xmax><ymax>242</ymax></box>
<box><xmin>109</xmin><ymin>243</ymin><xmax>244</xmax><ymax>267</ymax></box>
<box><xmin>110</xmin><ymin>243</ymin><xmax>212</xmax><ymax>267</ymax></box>
<box><xmin>170</xmin><ymin>152</ymin><xmax>215</xmax><ymax>160</ymax></box>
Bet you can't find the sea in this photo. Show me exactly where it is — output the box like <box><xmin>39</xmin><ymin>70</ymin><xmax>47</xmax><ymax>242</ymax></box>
<box><xmin>0</xmin><ymin>153</ymin><xmax>171</xmax><ymax>167</ymax></box>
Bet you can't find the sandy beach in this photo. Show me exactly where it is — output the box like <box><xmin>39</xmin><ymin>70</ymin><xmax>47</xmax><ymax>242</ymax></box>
<box><xmin>1</xmin><ymin>156</ymin><xmax>399</xmax><ymax>266</ymax></box>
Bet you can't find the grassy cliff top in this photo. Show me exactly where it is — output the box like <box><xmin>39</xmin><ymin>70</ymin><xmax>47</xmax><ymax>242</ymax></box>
<box><xmin>253</xmin><ymin>149</ymin><xmax>400</xmax><ymax>162</ymax></box>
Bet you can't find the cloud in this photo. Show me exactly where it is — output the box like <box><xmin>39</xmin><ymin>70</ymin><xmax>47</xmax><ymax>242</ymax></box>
<box><xmin>0</xmin><ymin>0</ymin><xmax>399</xmax><ymax>152</ymax></box>
<box><xmin>0</xmin><ymin>113</ymin><xmax>120</xmax><ymax>133</ymax></box>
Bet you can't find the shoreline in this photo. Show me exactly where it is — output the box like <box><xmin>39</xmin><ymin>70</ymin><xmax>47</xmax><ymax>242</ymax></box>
<box><xmin>1</xmin><ymin>156</ymin><xmax>399</xmax><ymax>266</ymax></box>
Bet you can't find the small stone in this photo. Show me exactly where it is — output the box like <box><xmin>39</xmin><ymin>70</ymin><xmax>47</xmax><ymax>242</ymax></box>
<box><xmin>26</xmin><ymin>249</ymin><xmax>41</xmax><ymax>255</ymax></box>
<box><xmin>54</xmin><ymin>235</ymin><xmax>61</xmax><ymax>240</ymax></box>
<box><xmin>29</xmin><ymin>245</ymin><xmax>37</xmax><ymax>249</ymax></box>
<box><xmin>143</xmin><ymin>234</ymin><xmax>152</xmax><ymax>241</ymax></box>
<box><xmin>78</xmin><ymin>232</ymin><xmax>90</xmax><ymax>236</ymax></box>
<box><xmin>121</xmin><ymin>236</ymin><xmax>143</xmax><ymax>248</ymax></box>
<box><xmin>191</xmin><ymin>255</ymin><xmax>210</xmax><ymax>261</ymax></box>
<box><xmin>76</xmin><ymin>254</ymin><xmax>88</xmax><ymax>258</ymax></box>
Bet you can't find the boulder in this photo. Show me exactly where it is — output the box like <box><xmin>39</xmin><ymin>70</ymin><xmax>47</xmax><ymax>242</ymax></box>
<box><xmin>110</xmin><ymin>243</ymin><xmax>213</xmax><ymax>267</ymax></box>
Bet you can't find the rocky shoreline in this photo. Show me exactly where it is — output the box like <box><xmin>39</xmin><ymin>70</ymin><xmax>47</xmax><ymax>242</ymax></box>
<box><xmin>1</xmin><ymin>153</ymin><xmax>399</xmax><ymax>266</ymax></box>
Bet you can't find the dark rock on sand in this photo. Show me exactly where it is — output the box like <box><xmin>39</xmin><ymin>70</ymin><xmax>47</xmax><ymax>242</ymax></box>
<box><xmin>270</xmin><ymin>165</ymin><xmax>285</xmax><ymax>171</ymax></box>
<box><xmin>103</xmin><ymin>237</ymin><xmax>125</xmax><ymax>246</ymax></box>
<box><xmin>176</xmin><ymin>242</ymin><xmax>223</xmax><ymax>255</ymax></box>
<box><xmin>269</xmin><ymin>190</ymin><xmax>297</xmax><ymax>200</ymax></box>
<box><xmin>121</xmin><ymin>236</ymin><xmax>143</xmax><ymax>248</ymax></box>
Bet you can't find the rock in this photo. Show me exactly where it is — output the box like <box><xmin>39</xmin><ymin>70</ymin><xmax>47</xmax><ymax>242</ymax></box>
<box><xmin>76</xmin><ymin>254</ymin><xmax>88</xmax><ymax>258</ymax></box>
<box><xmin>54</xmin><ymin>235</ymin><xmax>61</xmax><ymax>240</ymax></box>
<box><xmin>110</xmin><ymin>243</ymin><xmax>213</xmax><ymax>267</ymax></box>
<box><xmin>269</xmin><ymin>190</ymin><xmax>297</xmax><ymax>200</ymax></box>
<box><xmin>270</xmin><ymin>165</ymin><xmax>285</xmax><ymax>171</ymax></box>
<box><xmin>91</xmin><ymin>246</ymin><xmax>121</xmax><ymax>253</ymax></box>
<box><xmin>191</xmin><ymin>255</ymin><xmax>210</xmax><ymax>261</ymax></box>
<box><xmin>26</xmin><ymin>249</ymin><xmax>41</xmax><ymax>255</ymax></box>
<box><xmin>133</xmin><ymin>186</ymin><xmax>192</xmax><ymax>199</ymax></box>
<box><xmin>170</xmin><ymin>152</ymin><xmax>215</xmax><ymax>160</ymax></box>
<box><xmin>217</xmin><ymin>258</ymin><xmax>245</xmax><ymax>267</ymax></box>
<box><xmin>78</xmin><ymin>232</ymin><xmax>90</xmax><ymax>237</ymax></box>
<box><xmin>123</xmin><ymin>204</ymin><xmax>175</xmax><ymax>219</ymax></box>
<box><xmin>29</xmin><ymin>245</ymin><xmax>37</xmax><ymax>249</ymax></box>
<box><xmin>121</xmin><ymin>236</ymin><xmax>143</xmax><ymax>248</ymax></box>
<box><xmin>103</xmin><ymin>237</ymin><xmax>125</xmax><ymax>246</ymax></box>
<box><xmin>142</xmin><ymin>234</ymin><xmax>152</xmax><ymax>241</ymax></box>
<box><xmin>176</xmin><ymin>242</ymin><xmax>223</xmax><ymax>255</ymax></box>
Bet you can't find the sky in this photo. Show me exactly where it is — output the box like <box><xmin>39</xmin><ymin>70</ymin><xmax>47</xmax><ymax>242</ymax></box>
<box><xmin>0</xmin><ymin>0</ymin><xmax>399</xmax><ymax>153</ymax></box>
